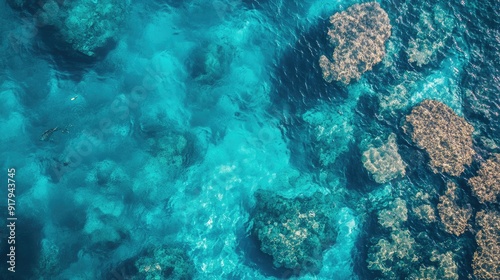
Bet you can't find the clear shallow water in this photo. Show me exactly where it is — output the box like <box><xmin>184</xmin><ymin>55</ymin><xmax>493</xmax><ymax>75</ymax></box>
<box><xmin>0</xmin><ymin>0</ymin><xmax>498</xmax><ymax>279</ymax></box>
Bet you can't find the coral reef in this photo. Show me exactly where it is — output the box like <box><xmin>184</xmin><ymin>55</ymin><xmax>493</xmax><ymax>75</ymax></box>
<box><xmin>251</xmin><ymin>191</ymin><xmax>336</xmax><ymax>273</ymax></box>
<box><xmin>472</xmin><ymin>210</ymin><xmax>500</xmax><ymax>280</ymax></box>
<box><xmin>409</xmin><ymin>251</ymin><xmax>459</xmax><ymax>280</ymax></box>
<box><xmin>378</xmin><ymin>71</ymin><xmax>422</xmax><ymax>113</ymax></box>
<box><xmin>367</xmin><ymin>229</ymin><xmax>419</xmax><ymax>278</ymax></box>
<box><xmin>437</xmin><ymin>182</ymin><xmax>472</xmax><ymax>236</ymax></box>
<box><xmin>8</xmin><ymin>0</ymin><xmax>127</xmax><ymax>57</ymax></box>
<box><xmin>134</xmin><ymin>246</ymin><xmax>196</xmax><ymax>280</ymax></box>
<box><xmin>468</xmin><ymin>154</ymin><xmax>500</xmax><ymax>203</ymax></box>
<box><xmin>319</xmin><ymin>2</ymin><xmax>392</xmax><ymax>84</ymax></box>
<box><xmin>143</xmin><ymin>132</ymin><xmax>189</xmax><ymax>177</ymax></box>
<box><xmin>302</xmin><ymin>104</ymin><xmax>354</xmax><ymax>168</ymax></box>
<box><xmin>368</xmin><ymin>197</ymin><xmax>460</xmax><ymax>279</ymax></box>
<box><xmin>368</xmin><ymin>199</ymin><xmax>416</xmax><ymax>278</ymax></box>
<box><xmin>149</xmin><ymin>133</ymin><xmax>188</xmax><ymax>174</ymax></box>
<box><xmin>405</xmin><ymin>100</ymin><xmax>475</xmax><ymax>176</ymax></box>
<box><xmin>58</xmin><ymin>0</ymin><xmax>127</xmax><ymax>56</ymax></box>
<box><xmin>412</xmin><ymin>191</ymin><xmax>437</xmax><ymax>224</ymax></box>
<box><xmin>406</xmin><ymin>5</ymin><xmax>455</xmax><ymax>67</ymax></box>
<box><xmin>130</xmin><ymin>132</ymin><xmax>188</xmax><ymax>202</ymax></box>
<box><xmin>377</xmin><ymin>198</ymin><xmax>408</xmax><ymax>231</ymax></box>
<box><xmin>362</xmin><ymin>133</ymin><xmax>406</xmax><ymax>184</ymax></box>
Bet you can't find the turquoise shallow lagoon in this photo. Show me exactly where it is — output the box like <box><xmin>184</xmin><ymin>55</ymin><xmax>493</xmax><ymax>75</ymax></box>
<box><xmin>0</xmin><ymin>0</ymin><xmax>499</xmax><ymax>279</ymax></box>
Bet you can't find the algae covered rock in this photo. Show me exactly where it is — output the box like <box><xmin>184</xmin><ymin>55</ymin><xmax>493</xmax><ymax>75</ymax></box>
<box><xmin>368</xmin><ymin>197</ymin><xmax>460</xmax><ymax>279</ymax></box>
<box><xmin>472</xmin><ymin>210</ymin><xmax>500</xmax><ymax>280</ymax></box>
<box><xmin>468</xmin><ymin>154</ymin><xmax>500</xmax><ymax>203</ymax></box>
<box><xmin>367</xmin><ymin>229</ymin><xmax>419</xmax><ymax>278</ymax></box>
<box><xmin>406</xmin><ymin>5</ymin><xmax>455</xmax><ymax>67</ymax></box>
<box><xmin>134</xmin><ymin>246</ymin><xmax>196</xmax><ymax>280</ymax></box>
<box><xmin>8</xmin><ymin>0</ymin><xmax>127</xmax><ymax>57</ymax></box>
<box><xmin>437</xmin><ymin>182</ymin><xmax>472</xmax><ymax>236</ymax></box>
<box><xmin>59</xmin><ymin>0</ymin><xmax>127</xmax><ymax>57</ymax></box>
<box><xmin>377</xmin><ymin>198</ymin><xmax>408</xmax><ymax>230</ymax></box>
<box><xmin>405</xmin><ymin>100</ymin><xmax>475</xmax><ymax>176</ymax></box>
<box><xmin>410</xmin><ymin>251</ymin><xmax>459</xmax><ymax>280</ymax></box>
<box><xmin>251</xmin><ymin>190</ymin><xmax>336</xmax><ymax>273</ymax></box>
<box><xmin>319</xmin><ymin>2</ymin><xmax>392</xmax><ymax>84</ymax></box>
<box><xmin>362</xmin><ymin>133</ymin><xmax>406</xmax><ymax>184</ymax></box>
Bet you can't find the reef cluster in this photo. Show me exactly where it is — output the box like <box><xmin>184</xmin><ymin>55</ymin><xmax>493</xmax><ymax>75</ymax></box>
<box><xmin>134</xmin><ymin>246</ymin><xmax>196</xmax><ymax>280</ymax></box>
<box><xmin>319</xmin><ymin>2</ymin><xmax>392</xmax><ymax>84</ymax></box>
<box><xmin>405</xmin><ymin>100</ymin><xmax>475</xmax><ymax>176</ymax></box>
<box><xmin>7</xmin><ymin>0</ymin><xmax>127</xmax><ymax>57</ymax></box>
<box><xmin>472</xmin><ymin>210</ymin><xmax>500</xmax><ymax>280</ymax></box>
<box><xmin>3</xmin><ymin>0</ymin><xmax>499</xmax><ymax>278</ymax></box>
<box><xmin>437</xmin><ymin>182</ymin><xmax>472</xmax><ymax>236</ymax></box>
<box><xmin>367</xmin><ymin>195</ymin><xmax>460</xmax><ymax>280</ymax></box>
<box><xmin>468</xmin><ymin>154</ymin><xmax>500</xmax><ymax>203</ymax></box>
<box><xmin>251</xmin><ymin>191</ymin><xmax>337</xmax><ymax>274</ymax></box>
<box><xmin>362</xmin><ymin>133</ymin><xmax>406</xmax><ymax>184</ymax></box>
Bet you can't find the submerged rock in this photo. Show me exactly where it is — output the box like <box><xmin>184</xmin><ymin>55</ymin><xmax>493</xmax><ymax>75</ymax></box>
<box><xmin>468</xmin><ymin>154</ymin><xmax>500</xmax><ymax>203</ymax></box>
<box><xmin>367</xmin><ymin>229</ymin><xmax>418</xmax><ymax>278</ymax></box>
<box><xmin>473</xmin><ymin>210</ymin><xmax>500</xmax><ymax>280</ymax></box>
<box><xmin>251</xmin><ymin>190</ymin><xmax>336</xmax><ymax>274</ymax></box>
<box><xmin>362</xmin><ymin>133</ymin><xmax>406</xmax><ymax>184</ymax></box>
<box><xmin>134</xmin><ymin>246</ymin><xmax>196</xmax><ymax>280</ymax></box>
<box><xmin>405</xmin><ymin>100</ymin><xmax>475</xmax><ymax>176</ymax></box>
<box><xmin>437</xmin><ymin>182</ymin><xmax>472</xmax><ymax>236</ymax></box>
<box><xmin>319</xmin><ymin>2</ymin><xmax>392</xmax><ymax>84</ymax></box>
<box><xmin>8</xmin><ymin>0</ymin><xmax>127</xmax><ymax>58</ymax></box>
<box><xmin>57</xmin><ymin>0</ymin><xmax>127</xmax><ymax>57</ymax></box>
<box><xmin>368</xmin><ymin>197</ymin><xmax>459</xmax><ymax>280</ymax></box>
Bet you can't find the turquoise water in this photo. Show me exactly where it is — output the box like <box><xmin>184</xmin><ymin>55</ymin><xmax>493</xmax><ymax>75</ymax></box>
<box><xmin>0</xmin><ymin>0</ymin><xmax>499</xmax><ymax>279</ymax></box>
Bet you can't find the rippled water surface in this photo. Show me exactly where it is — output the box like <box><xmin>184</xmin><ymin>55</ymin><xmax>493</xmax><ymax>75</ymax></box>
<box><xmin>0</xmin><ymin>0</ymin><xmax>498</xmax><ymax>279</ymax></box>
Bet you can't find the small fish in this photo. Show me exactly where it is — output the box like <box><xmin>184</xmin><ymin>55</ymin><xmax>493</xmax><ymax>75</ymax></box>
<box><xmin>40</xmin><ymin>127</ymin><xmax>59</xmax><ymax>141</ymax></box>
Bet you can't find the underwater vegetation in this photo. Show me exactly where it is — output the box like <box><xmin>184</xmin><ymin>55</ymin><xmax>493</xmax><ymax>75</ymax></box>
<box><xmin>0</xmin><ymin>0</ymin><xmax>499</xmax><ymax>279</ymax></box>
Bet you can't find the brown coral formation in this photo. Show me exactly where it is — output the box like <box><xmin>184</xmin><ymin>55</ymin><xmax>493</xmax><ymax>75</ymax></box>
<box><xmin>472</xmin><ymin>210</ymin><xmax>500</xmax><ymax>280</ymax></box>
<box><xmin>430</xmin><ymin>251</ymin><xmax>459</xmax><ymax>280</ymax></box>
<box><xmin>369</xmin><ymin>197</ymin><xmax>461</xmax><ymax>279</ymax></box>
<box><xmin>410</xmin><ymin>251</ymin><xmax>459</xmax><ymax>280</ymax></box>
<box><xmin>468</xmin><ymin>154</ymin><xmax>500</xmax><ymax>203</ymax></box>
<box><xmin>362</xmin><ymin>133</ymin><xmax>406</xmax><ymax>184</ymax></box>
<box><xmin>377</xmin><ymin>198</ymin><xmax>408</xmax><ymax>230</ymax></box>
<box><xmin>319</xmin><ymin>2</ymin><xmax>392</xmax><ymax>84</ymax></box>
<box><xmin>405</xmin><ymin>100</ymin><xmax>475</xmax><ymax>176</ymax></box>
<box><xmin>412</xmin><ymin>191</ymin><xmax>437</xmax><ymax>224</ymax></box>
<box><xmin>437</xmin><ymin>182</ymin><xmax>472</xmax><ymax>236</ymax></box>
<box><xmin>367</xmin><ymin>229</ymin><xmax>419</xmax><ymax>278</ymax></box>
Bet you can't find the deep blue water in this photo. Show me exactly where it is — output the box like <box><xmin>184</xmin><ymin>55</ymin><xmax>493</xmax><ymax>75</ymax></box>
<box><xmin>0</xmin><ymin>0</ymin><xmax>499</xmax><ymax>279</ymax></box>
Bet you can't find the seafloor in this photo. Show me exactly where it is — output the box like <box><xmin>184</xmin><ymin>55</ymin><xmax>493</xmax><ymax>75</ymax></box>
<box><xmin>0</xmin><ymin>0</ymin><xmax>499</xmax><ymax>279</ymax></box>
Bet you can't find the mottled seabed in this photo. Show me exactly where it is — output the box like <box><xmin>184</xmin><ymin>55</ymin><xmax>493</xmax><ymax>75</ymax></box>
<box><xmin>0</xmin><ymin>0</ymin><xmax>499</xmax><ymax>279</ymax></box>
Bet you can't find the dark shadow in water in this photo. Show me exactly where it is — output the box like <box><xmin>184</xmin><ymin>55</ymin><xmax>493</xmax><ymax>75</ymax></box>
<box><xmin>102</xmin><ymin>256</ymin><xmax>139</xmax><ymax>280</ymax></box>
<box><xmin>352</xmin><ymin>211</ymin><xmax>382</xmax><ymax>280</ymax></box>
<box><xmin>269</xmin><ymin>19</ymin><xmax>348</xmax><ymax>116</ymax></box>
<box><xmin>0</xmin><ymin>216</ymin><xmax>42</xmax><ymax>280</ymax></box>
<box><xmin>34</xmin><ymin>25</ymin><xmax>118</xmax><ymax>81</ymax></box>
